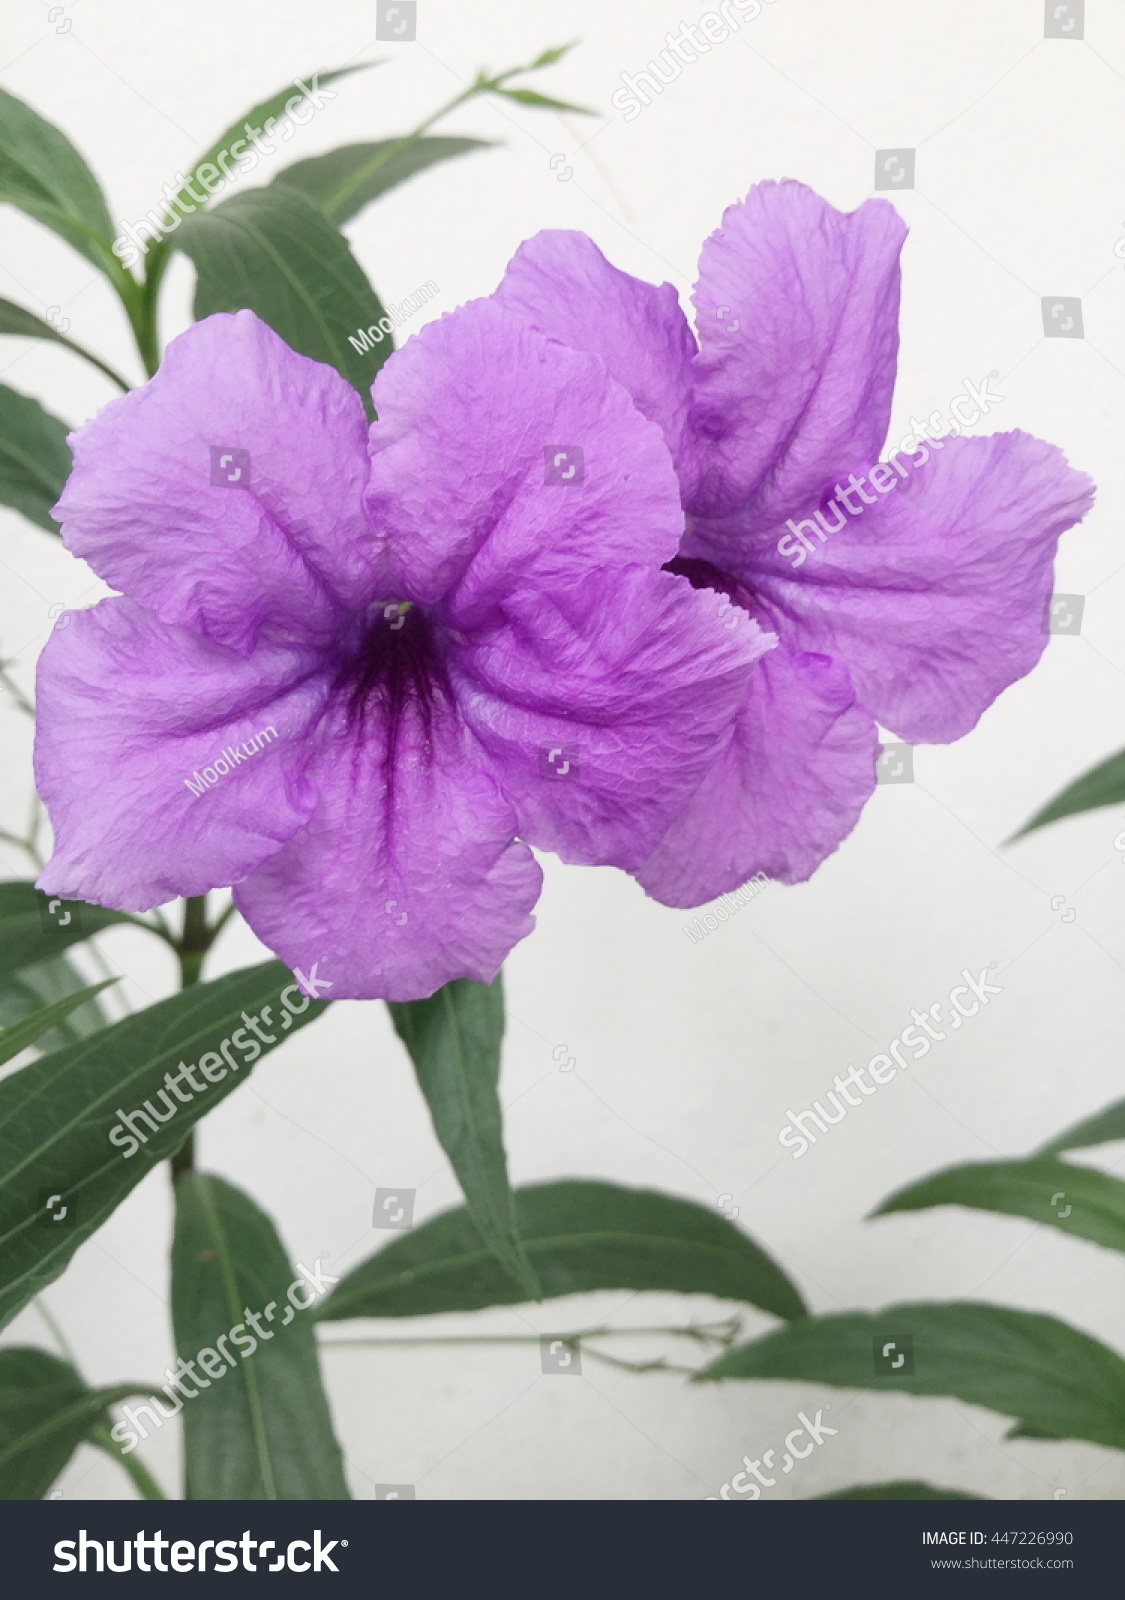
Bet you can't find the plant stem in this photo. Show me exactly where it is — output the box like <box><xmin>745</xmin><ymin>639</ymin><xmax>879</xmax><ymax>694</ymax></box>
<box><xmin>319</xmin><ymin>1319</ymin><xmax>742</xmax><ymax>1352</ymax></box>
<box><xmin>90</xmin><ymin>1422</ymin><xmax>167</xmax><ymax>1500</ymax></box>
<box><xmin>170</xmin><ymin>893</ymin><xmax>213</xmax><ymax>1179</ymax></box>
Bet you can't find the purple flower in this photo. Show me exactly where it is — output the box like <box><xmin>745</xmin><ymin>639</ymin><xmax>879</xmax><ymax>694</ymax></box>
<box><xmin>494</xmin><ymin>180</ymin><xmax>1096</xmax><ymax>905</ymax></box>
<box><xmin>35</xmin><ymin>305</ymin><xmax>768</xmax><ymax>997</ymax></box>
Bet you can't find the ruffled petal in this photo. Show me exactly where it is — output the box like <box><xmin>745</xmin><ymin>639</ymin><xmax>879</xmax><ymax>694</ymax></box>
<box><xmin>364</xmin><ymin>297</ymin><xmax>685</xmax><ymax>620</ymax></box>
<box><xmin>746</xmin><ymin>431</ymin><xmax>1096</xmax><ymax>743</ymax></box>
<box><xmin>493</xmin><ymin>229</ymin><xmax>702</xmax><ymax>499</ymax></box>
<box><xmin>634</xmin><ymin>630</ymin><xmax>878</xmax><ymax>905</ymax></box>
<box><xmin>54</xmin><ymin>311</ymin><xmax>376</xmax><ymax>652</ymax></box>
<box><xmin>689</xmin><ymin>180</ymin><xmax>905</xmax><ymax>533</ymax></box>
<box><xmin>35</xmin><ymin>599</ymin><xmax>329</xmax><ymax>910</ymax></box>
<box><xmin>451</xmin><ymin>567</ymin><xmax>773</xmax><ymax>870</ymax></box>
<box><xmin>233</xmin><ymin>696</ymin><xmax>542</xmax><ymax>1001</ymax></box>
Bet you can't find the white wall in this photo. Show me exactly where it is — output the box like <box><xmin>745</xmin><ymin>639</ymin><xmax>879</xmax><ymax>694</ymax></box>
<box><xmin>1</xmin><ymin>0</ymin><xmax>1123</xmax><ymax>1500</ymax></box>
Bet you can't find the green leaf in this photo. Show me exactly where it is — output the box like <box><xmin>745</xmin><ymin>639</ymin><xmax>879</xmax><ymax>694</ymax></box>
<box><xmin>491</xmin><ymin>86</ymin><xmax>593</xmax><ymax>114</ymax></box>
<box><xmin>388</xmin><ymin>976</ymin><xmax>539</xmax><ymax>1300</ymax></box>
<box><xmin>0</xmin><ymin>1347</ymin><xmax>144</xmax><ymax>1499</ymax></box>
<box><xmin>167</xmin><ymin>65</ymin><xmax>377</xmax><ymax>227</ymax></box>
<box><xmin>318</xmin><ymin>1179</ymin><xmax>806</xmax><ymax>1323</ymax></box>
<box><xmin>698</xmin><ymin>1302</ymin><xmax>1125</xmax><ymax>1452</ymax></box>
<box><xmin>0</xmin><ymin>297</ymin><xmax>130</xmax><ymax>391</ymax></box>
<box><xmin>1039</xmin><ymin>1098</ymin><xmax>1125</xmax><ymax>1156</ymax></box>
<box><xmin>527</xmin><ymin>43</ymin><xmax>578</xmax><ymax>69</ymax></box>
<box><xmin>0</xmin><ymin>384</ymin><xmax>71</xmax><ymax>533</ymax></box>
<box><xmin>0</xmin><ymin>960</ymin><xmax>327</xmax><ymax>1334</ymax></box>
<box><xmin>0</xmin><ymin>979</ymin><xmax>116</xmax><ymax>1067</ymax></box>
<box><xmin>172</xmin><ymin>1174</ymin><xmax>349</xmax><ymax>1500</ymax></box>
<box><xmin>1012</xmin><ymin>748</ymin><xmax>1125</xmax><ymax>839</ymax></box>
<box><xmin>0</xmin><ymin>87</ymin><xmax>118</xmax><ymax>277</ymax></box>
<box><xmin>273</xmin><ymin>136</ymin><xmax>490</xmax><ymax>226</ymax></box>
<box><xmin>176</xmin><ymin>185</ymin><xmax>392</xmax><ymax>408</ymax></box>
<box><xmin>875</xmin><ymin>1156</ymin><xmax>1125</xmax><ymax>1257</ymax></box>
<box><xmin>0</xmin><ymin>951</ymin><xmax>114</xmax><ymax>1056</ymax></box>
<box><xmin>0</xmin><ymin>883</ymin><xmax>134</xmax><ymax>981</ymax></box>
<box><xmin>816</xmin><ymin>1481</ymin><xmax>985</xmax><ymax>1501</ymax></box>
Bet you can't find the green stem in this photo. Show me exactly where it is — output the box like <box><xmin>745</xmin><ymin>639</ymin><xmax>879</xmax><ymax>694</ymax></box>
<box><xmin>90</xmin><ymin>1422</ymin><xmax>166</xmax><ymax>1500</ymax></box>
<box><xmin>319</xmin><ymin>1319</ymin><xmax>742</xmax><ymax>1351</ymax></box>
<box><xmin>50</xmin><ymin>329</ymin><xmax>132</xmax><ymax>392</ymax></box>
<box><xmin>170</xmin><ymin>893</ymin><xmax>213</xmax><ymax>1178</ymax></box>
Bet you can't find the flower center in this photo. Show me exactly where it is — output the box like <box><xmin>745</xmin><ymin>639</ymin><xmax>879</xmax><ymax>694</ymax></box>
<box><xmin>333</xmin><ymin>600</ymin><xmax>448</xmax><ymax>737</ymax></box>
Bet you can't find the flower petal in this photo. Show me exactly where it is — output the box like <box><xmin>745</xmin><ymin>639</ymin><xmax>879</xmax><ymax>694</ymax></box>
<box><xmin>54</xmin><ymin>311</ymin><xmax>376</xmax><ymax>652</ymax></box>
<box><xmin>233</xmin><ymin>697</ymin><xmax>542</xmax><ymax>1001</ymax></box>
<box><xmin>746</xmin><ymin>431</ymin><xmax>1096</xmax><ymax>743</ymax></box>
<box><xmin>451</xmin><ymin>567</ymin><xmax>773</xmax><ymax>870</ymax></box>
<box><xmin>634</xmin><ymin>632</ymin><xmax>879</xmax><ymax>906</ymax></box>
<box><xmin>35</xmin><ymin>599</ymin><xmax>329</xmax><ymax>910</ymax></box>
<box><xmin>493</xmin><ymin>229</ymin><xmax>702</xmax><ymax>499</ymax></box>
<box><xmin>690</xmin><ymin>180</ymin><xmax>905</xmax><ymax>531</ymax></box>
<box><xmin>364</xmin><ymin>297</ymin><xmax>685</xmax><ymax>619</ymax></box>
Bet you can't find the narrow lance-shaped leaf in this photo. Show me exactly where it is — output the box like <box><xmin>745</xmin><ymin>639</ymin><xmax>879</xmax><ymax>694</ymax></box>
<box><xmin>0</xmin><ymin>883</ymin><xmax>137</xmax><ymax>981</ymax></box>
<box><xmin>1039</xmin><ymin>1097</ymin><xmax>1125</xmax><ymax>1157</ymax></box>
<box><xmin>172</xmin><ymin>1174</ymin><xmax>349</xmax><ymax>1500</ymax></box>
<box><xmin>165</xmin><ymin>64</ymin><xmax>378</xmax><ymax>226</ymax></box>
<box><xmin>0</xmin><ymin>87</ymin><xmax>119</xmax><ymax>278</ymax></box>
<box><xmin>272</xmin><ymin>136</ymin><xmax>491</xmax><ymax>226</ymax></box>
<box><xmin>816</xmin><ymin>1481</ymin><xmax>985</xmax><ymax>1501</ymax></box>
<box><xmin>1012</xmin><ymin>748</ymin><xmax>1125</xmax><ymax>838</ymax></box>
<box><xmin>875</xmin><ymin>1156</ymin><xmax>1125</xmax><ymax>1258</ymax></box>
<box><xmin>0</xmin><ymin>979</ymin><xmax>116</xmax><ymax>1069</ymax></box>
<box><xmin>0</xmin><ymin>1347</ymin><xmax>149</xmax><ymax>1500</ymax></box>
<box><xmin>318</xmin><ymin>1180</ymin><xmax>807</xmax><ymax>1323</ymax></box>
<box><xmin>388</xmin><ymin>976</ymin><xmax>540</xmax><ymax>1301</ymax></box>
<box><xmin>0</xmin><ymin>956</ymin><xmax>113</xmax><ymax>1055</ymax></box>
<box><xmin>0</xmin><ymin>385</ymin><xmax>71</xmax><ymax>534</ymax></box>
<box><xmin>0</xmin><ymin>297</ymin><xmax>130</xmax><ymax>392</ymax></box>
<box><xmin>176</xmin><ymin>185</ymin><xmax>392</xmax><ymax>408</ymax></box>
<box><xmin>698</xmin><ymin>1302</ymin><xmax>1125</xmax><ymax>1453</ymax></box>
<box><xmin>0</xmin><ymin>960</ymin><xmax>327</xmax><ymax>1334</ymax></box>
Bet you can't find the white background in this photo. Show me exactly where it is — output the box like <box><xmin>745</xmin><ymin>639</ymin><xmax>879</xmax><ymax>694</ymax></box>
<box><xmin>1</xmin><ymin>0</ymin><xmax>1124</xmax><ymax>1500</ymax></box>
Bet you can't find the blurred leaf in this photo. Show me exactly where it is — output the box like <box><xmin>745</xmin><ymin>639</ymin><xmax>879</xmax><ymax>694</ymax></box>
<box><xmin>0</xmin><ymin>297</ymin><xmax>129</xmax><ymax>391</ymax></box>
<box><xmin>319</xmin><ymin>1179</ymin><xmax>806</xmax><ymax>1323</ymax></box>
<box><xmin>177</xmin><ymin>185</ymin><xmax>391</xmax><ymax>407</ymax></box>
<box><xmin>0</xmin><ymin>960</ymin><xmax>327</xmax><ymax>1334</ymax></box>
<box><xmin>0</xmin><ymin>87</ymin><xmax>117</xmax><ymax>276</ymax></box>
<box><xmin>169</xmin><ymin>64</ymin><xmax>378</xmax><ymax>225</ymax></box>
<box><xmin>0</xmin><ymin>951</ymin><xmax>113</xmax><ymax>1055</ymax></box>
<box><xmin>875</xmin><ymin>1156</ymin><xmax>1125</xmax><ymax>1257</ymax></box>
<box><xmin>491</xmin><ymin>87</ymin><xmax>593</xmax><ymax>114</ymax></box>
<box><xmin>0</xmin><ymin>883</ymin><xmax>134</xmax><ymax>981</ymax></box>
<box><xmin>1039</xmin><ymin>1098</ymin><xmax>1125</xmax><ymax>1157</ymax></box>
<box><xmin>273</xmin><ymin>136</ymin><xmax>490</xmax><ymax>226</ymax></box>
<box><xmin>0</xmin><ymin>979</ymin><xmax>116</xmax><ymax>1068</ymax></box>
<box><xmin>0</xmin><ymin>1347</ymin><xmax>143</xmax><ymax>1499</ymax></box>
<box><xmin>698</xmin><ymin>1302</ymin><xmax>1125</xmax><ymax>1452</ymax></box>
<box><xmin>528</xmin><ymin>44</ymin><xmax>578</xmax><ymax>69</ymax></box>
<box><xmin>172</xmin><ymin>1174</ymin><xmax>349</xmax><ymax>1500</ymax></box>
<box><xmin>816</xmin><ymin>1481</ymin><xmax>984</xmax><ymax>1501</ymax></box>
<box><xmin>1012</xmin><ymin>748</ymin><xmax>1125</xmax><ymax>838</ymax></box>
<box><xmin>0</xmin><ymin>385</ymin><xmax>71</xmax><ymax>533</ymax></box>
<box><xmin>388</xmin><ymin>976</ymin><xmax>538</xmax><ymax>1300</ymax></box>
